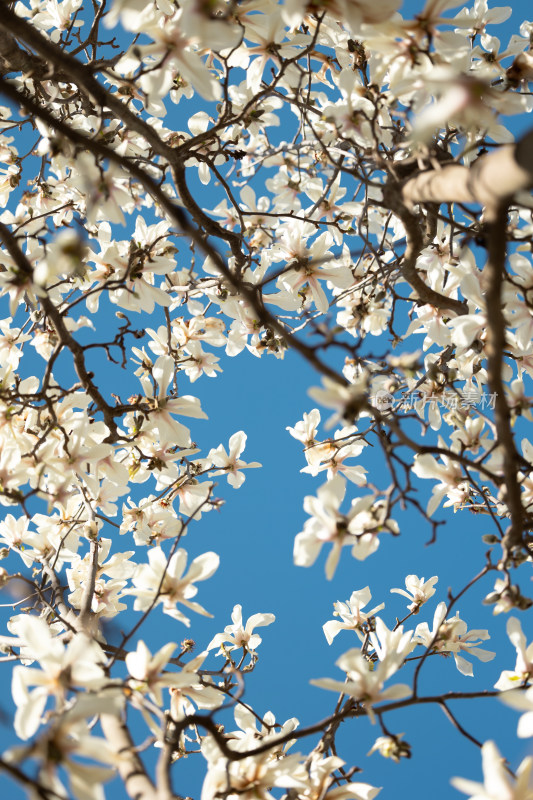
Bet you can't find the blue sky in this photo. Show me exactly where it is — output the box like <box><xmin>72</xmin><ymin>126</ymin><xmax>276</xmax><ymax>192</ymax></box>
<box><xmin>1</xmin><ymin>1</ymin><xmax>533</xmax><ymax>798</ymax></box>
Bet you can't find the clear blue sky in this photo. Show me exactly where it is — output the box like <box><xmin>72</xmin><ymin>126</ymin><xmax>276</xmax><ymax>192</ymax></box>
<box><xmin>1</xmin><ymin>1</ymin><xmax>533</xmax><ymax>798</ymax></box>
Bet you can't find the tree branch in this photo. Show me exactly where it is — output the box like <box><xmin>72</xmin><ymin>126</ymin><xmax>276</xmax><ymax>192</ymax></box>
<box><xmin>383</xmin><ymin>183</ymin><xmax>468</xmax><ymax>315</ymax></box>
<box><xmin>484</xmin><ymin>205</ymin><xmax>525</xmax><ymax>556</ymax></box>
<box><xmin>402</xmin><ymin>130</ymin><xmax>533</xmax><ymax>215</ymax></box>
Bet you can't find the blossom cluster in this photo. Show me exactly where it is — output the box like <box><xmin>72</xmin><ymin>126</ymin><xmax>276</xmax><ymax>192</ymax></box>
<box><xmin>0</xmin><ymin>0</ymin><xmax>532</xmax><ymax>798</ymax></box>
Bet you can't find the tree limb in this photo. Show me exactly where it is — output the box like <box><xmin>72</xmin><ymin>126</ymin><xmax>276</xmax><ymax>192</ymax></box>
<box><xmin>402</xmin><ymin>130</ymin><xmax>533</xmax><ymax>214</ymax></box>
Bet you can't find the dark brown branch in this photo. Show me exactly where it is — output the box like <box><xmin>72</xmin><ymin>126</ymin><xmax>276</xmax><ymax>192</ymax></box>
<box><xmin>383</xmin><ymin>183</ymin><xmax>468</xmax><ymax>315</ymax></box>
<box><xmin>0</xmin><ymin>755</ymin><xmax>63</xmax><ymax>800</ymax></box>
<box><xmin>170</xmin><ymin>686</ymin><xmax>515</xmax><ymax>765</ymax></box>
<box><xmin>484</xmin><ymin>205</ymin><xmax>525</xmax><ymax>556</ymax></box>
<box><xmin>0</xmin><ymin>219</ymin><xmax>124</xmax><ymax>440</ymax></box>
<box><xmin>0</xmin><ymin>30</ymin><xmax>52</xmax><ymax>78</ymax></box>
<box><xmin>438</xmin><ymin>701</ymin><xmax>483</xmax><ymax>749</ymax></box>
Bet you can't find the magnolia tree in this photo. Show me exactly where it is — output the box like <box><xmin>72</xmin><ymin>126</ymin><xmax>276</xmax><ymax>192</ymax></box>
<box><xmin>1</xmin><ymin>0</ymin><xmax>533</xmax><ymax>798</ymax></box>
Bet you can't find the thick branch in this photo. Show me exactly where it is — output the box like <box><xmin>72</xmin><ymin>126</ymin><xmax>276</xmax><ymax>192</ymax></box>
<box><xmin>402</xmin><ymin>133</ymin><xmax>532</xmax><ymax>555</ymax></box>
<box><xmin>484</xmin><ymin>205</ymin><xmax>525</xmax><ymax>554</ymax></box>
<box><xmin>172</xmin><ymin>160</ymin><xmax>247</xmax><ymax>273</ymax></box>
<box><xmin>0</xmin><ymin>30</ymin><xmax>51</xmax><ymax>78</ymax></box>
<box><xmin>383</xmin><ymin>184</ymin><xmax>468</xmax><ymax>315</ymax></box>
<box><xmin>155</xmin><ymin>739</ymin><xmax>176</xmax><ymax>800</ymax></box>
<box><xmin>100</xmin><ymin>714</ymin><xmax>157</xmax><ymax>800</ymax></box>
<box><xmin>402</xmin><ymin>129</ymin><xmax>533</xmax><ymax>213</ymax></box>
<box><xmin>78</xmin><ymin>537</ymin><xmax>99</xmax><ymax>629</ymax></box>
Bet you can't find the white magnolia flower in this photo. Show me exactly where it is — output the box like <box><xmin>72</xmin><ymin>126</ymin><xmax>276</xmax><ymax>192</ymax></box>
<box><xmin>414</xmin><ymin>603</ymin><xmax>495</xmax><ymax>676</ymax></box>
<box><xmin>300</xmin><ymin>427</ymin><xmax>367</xmax><ymax>485</ymax></box>
<box><xmin>308</xmin><ymin>375</ymin><xmax>369</xmax><ymax>429</ymax></box>
<box><xmin>125</xmin><ymin>640</ymin><xmax>178</xmax><ymax>706</ymax></box>
<box><xmin>207</xmin><ymin>604</ymin><xmax>275</xmax><ymax>653</ymax></box>
<box><xmin>33</xmin><ymin>230</ymin><xmax>86</xmax><ymax>287</ymax></box>
<box><xmin>412</xmin><ymin>67</ymin><xmax>526</xmax><ymax>142</ymax></box>
<box><xmin>495</xmin><ymin>617</ymin><xmax>533</xmax><ymax>691</ymax></box>
<box><xmin>293</xmin><ymin>475</ymin><xmax>349</xmax><ymax>580</ymax></box>
<box><xmin>369</xmin><ymin>618</ymin><xmax>415</xmax><ymax>663</ymax></box>
<box><xmin>11</xmin><ymin>616</ymin><xmax>107</xmax><ymax>740</ymax></box>
<box><xmin>208</xmin><ymin>431</ymin><xmax>262</xmax><ymax>488</ymax></box>
<box><xmin>452</xmin><ymin>740</ymin><xmax>533</xmax><ymax>800</ymax></box>
<box><xmin>7</xmin><ymin>696</ymin><xmax>123</xmax><ymax>800</ymax></box>
<box><xmin>286</xmin><ymin>409</ymin><xmax>321</xmax><ymax>449</ymax></box>
<box><xmin>169</xmin><ymin>651</ymin><xmax>223</xmax><ymax>720</ymax></box>
<box><xmin>126</xmin><ymin>546</ymin><xmax>219</xmax><ymax>626</ymax></box>
<box><xmin>390</xmin><ymin>575</ymin><xmax>439</xmax><ymax>613</ymax></box>
<box><xmin>281</xmin><ymin>0</ymin><xmax>401</xmax><ymax>29</ymax></box>
<box><xmin>500</xmin><ymin>686</ymin><xmax>533</xmax><ymax>738</ymax></box>
<box><xmin>201</xmin><ymin>733</ymin><xmax>305</xmax><ymax>800</ymax></box>
<box><xmin>294</xmin><ymin>476</ymin><xmax>387</xmax><ymax>579</ymax></box>
<box><xmin>368</xmin><ymin>733</ymin><xmax>409</xmax><ymax>763</ymax></box>
<box><xmin>323</xmin><ymin>587</ymin><xmax>385</xmax><ymax>644</ymax></box>
<box><xmin>140</xmin><ymin>354</ymin><xmax>208</xmax><ymax>446</ymax></box>
<box><xmin>412</xmin><ymin>451</ymin><xmax>471</xmax><ymax>515</ymax></box>
<box><xmin>312</xmin><ymin>647</ymin><xmax>411</xmax><ymax>723</ymax></box>
<box><xmin>293</xmin><ymin>753</ymin><xmax>381</xmax><ymax>800</ymax></box>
